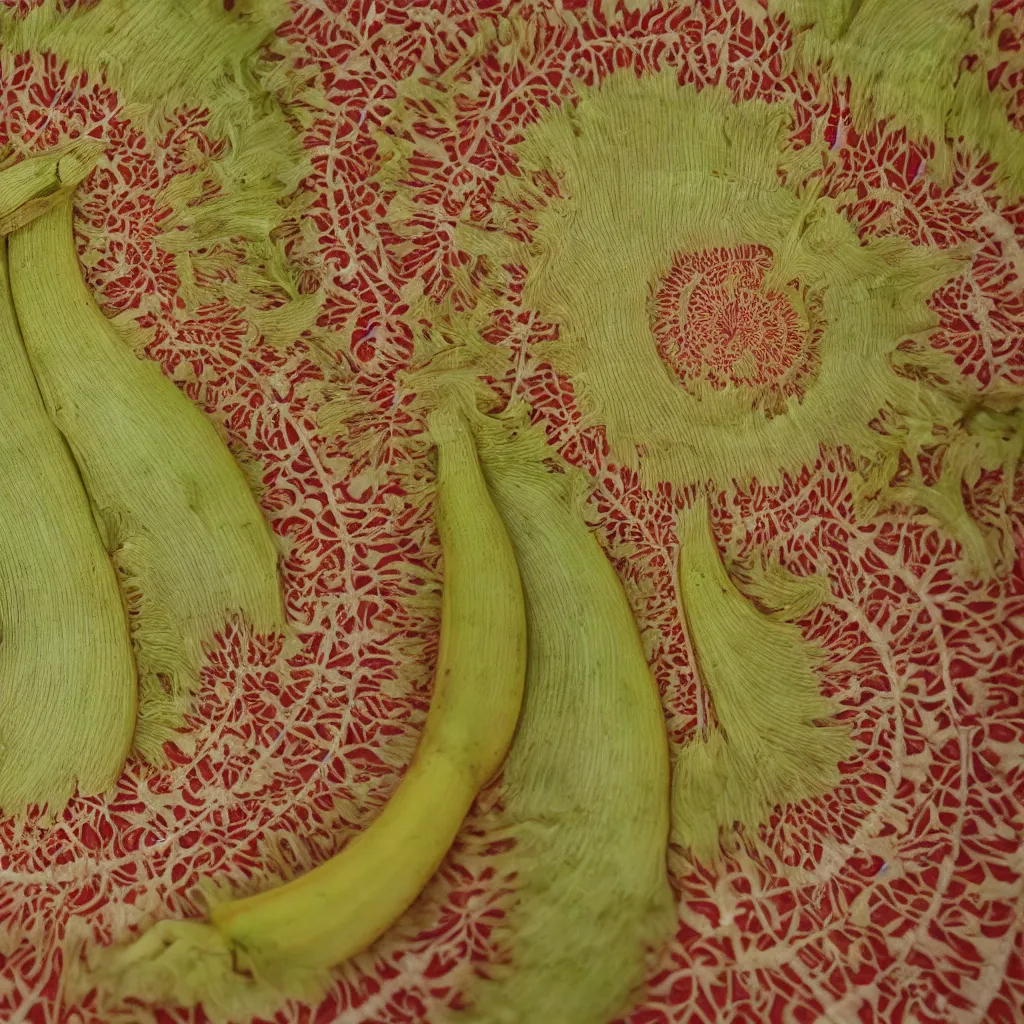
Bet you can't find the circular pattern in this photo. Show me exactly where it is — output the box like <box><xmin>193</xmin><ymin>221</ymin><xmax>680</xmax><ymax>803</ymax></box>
<box><xmin>0</xmin><ymin>2</ymin><xmax>1022</xmax><ymax>1023</ymax></box>
<box><xmin>651</xmin><ymin>243</ymin><xmax>820</xmax><ymax>409</ymax></box>
<box><xmin>453</xmin><ymin>71</ymin><xmax>971</xmax><ymax>491</ymax></box>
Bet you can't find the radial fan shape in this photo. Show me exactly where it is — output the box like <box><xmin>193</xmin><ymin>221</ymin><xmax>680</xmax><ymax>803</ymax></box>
<box><xmin>456</xmin><ymin>71</ymin><xmax>1024</xmax><ymax>575</ymax></box>
<box><xmin>387</xmin><ymin>69</ymin><xmax>1024</xmax><ymax>859</ymax></box>
<box><xmin>462</xmin><ymin>75</ymin><xmax>969</xmax><ymax>493</ymax></box>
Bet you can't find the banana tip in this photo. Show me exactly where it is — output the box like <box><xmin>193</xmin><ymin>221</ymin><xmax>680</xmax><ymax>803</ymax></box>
<box><xmin>56</xmin><ymin>139</ymin><xmax>107</xmax><ymax>189</ymax></box>
<box><xmin>427</xmin><ymin>398</ymin><xmax>471</xmax><ymax>447</ymax></box>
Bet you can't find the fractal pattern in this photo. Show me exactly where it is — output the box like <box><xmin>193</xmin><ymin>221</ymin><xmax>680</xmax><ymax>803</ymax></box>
<box><xmin>0</xmin><ymin>1</ymin><xmax>1021</xmax><ymax>1023</ymax></box>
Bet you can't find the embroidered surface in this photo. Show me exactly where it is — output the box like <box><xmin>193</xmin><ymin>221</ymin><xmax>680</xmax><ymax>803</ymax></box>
<box><xmin>0</xmin><ymin>1</ymin><xmax>1022</xmax><ymax>1023</ymax></box>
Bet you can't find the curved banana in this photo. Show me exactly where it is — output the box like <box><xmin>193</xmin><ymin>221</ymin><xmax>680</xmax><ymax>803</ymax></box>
<box><xmin>460</xmin><ymin>401</ymin><xmax>674</xmax><ymax>1024</ymax></box>
<box><xmin>0</xmin><ymin>234</ymin><xmax>135</xmax><ymax>816</ymax></box>
<box><xmin>8</xmin><ymin>194</ymin><xmax>285</xmax><ymax>762</ymax></box>
<box><xmin>92</xmin><ymin>401</ymin><xmax>528</xmax><ymax>1023</ymax></box>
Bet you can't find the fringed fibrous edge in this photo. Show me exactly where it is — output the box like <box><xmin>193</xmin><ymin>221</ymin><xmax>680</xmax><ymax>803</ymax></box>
<box><xmin>316</xmin><ymin>292</ymin><xmax>551</xmax><ymax>506</ymax></box>
<box><xmin>0</xmin><ymin>0</ymin><xmax>329</xmax><ymax>351</ymax></box>
<box><xmin>729</xmin><ymin>550</ymin><xmax>834</xmax><ymax>623</ymax></box>
<box><xmin>81</xmin><ymin>902</ymin><xmax>330</xmax><ymax>1024</ymax></box>
<box><xmin>72</xmin><ymin>356</ymin><xmax>290</xmax><ymax>767</ymax></box>
<box><xmin>0</xmin><ymin>138</ymin><xmax>107</xmax><ymax>235</ymax></box>
<box><xmin>81</xmin><ymin>835</ymin><xmax>446</xmax><ymax>1024</ymax></box>
<box><xmin>444</xmin><ymin>404</ymin><xmax>673</xmax><ymax>1024</ymax></box>
<box><xmin>317</xmin><ymin>306</ymin><xmax>673</xmax><ymax>1024</ymax></box>
<box><xmin>769</xmin><ymin>0</ymin><xmax>1024</xmax><ymax>199</ymax></box>
<box><xmin>850</xmin><ymin>359</ymin><xmax>1024</xmax><ymax>581</ymax></box>
<box><xmin>118</xmin><ymin>570</ymin><xmax>289</xmax><ymax>769</ymax></box>
<box><xmin>384</xmin><ymin>67</ymin><xmax>1022</xmax><ymax>583</ymax></box>
<box><xmin>671</xmin><ymin>492</ymin><xmax>855</xmax><ymax>865</ymax></box>
<box><xmin>73</xmin><ymin>624</ymin><xmax>380</xmax><ymax>1024</ymax></box>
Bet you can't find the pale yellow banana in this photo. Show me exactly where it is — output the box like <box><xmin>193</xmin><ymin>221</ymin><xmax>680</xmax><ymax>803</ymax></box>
<box><xmin>91</xmin><ymin>401</ymin><xmax>527</xmax><ymax>1023</ymax></box>
<box><xmin>0</xmin><ymin>233</ymin><xmax>135</xmax><ymax>816</ymax></box>
<box><xmin>8</xmin><ymin>194</ymin><xmax>285</xmax><ymax>761</ymax></box>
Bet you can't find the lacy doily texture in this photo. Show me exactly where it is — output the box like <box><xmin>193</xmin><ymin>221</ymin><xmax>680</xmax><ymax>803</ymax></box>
<box><xmin>0</xmin><ymin>1</ymin><xmax>1022</xmax><ymax>1023</ymax></box>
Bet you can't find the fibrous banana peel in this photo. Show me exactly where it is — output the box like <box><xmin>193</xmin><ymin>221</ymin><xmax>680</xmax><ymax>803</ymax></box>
<box><xmin>7</xmin><ymin>193</ymin><xmax>287</xmax><ymax>762</ymax></box>
<box><xmin>672</xmin><ymin>494</ymin><xmax>853</xmax><ymax>862</ymax></box>
<box><xmin>0</xmin><ymin>147</ymin><xmax>137</xmax><ymax>817</ymax></box>
<box><xmin>455</xmin><ymin>399</ymin><xmax>674</xmax><ymax>1024</ymax></box>
<box><xmin>89</xmin><ymin>401</ymin><xmax>528</xmax><ymax>1023</ymax></box>
<box><xmin>0</xmin><ymin>235</ymin><xmax>136</xmax><ymax>817</ymax></box>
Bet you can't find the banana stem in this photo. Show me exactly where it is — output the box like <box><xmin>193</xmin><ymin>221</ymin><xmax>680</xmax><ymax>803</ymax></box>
<box><xmin>0</xmin><ymin>141</ymin><xmax>104</xmax><ymax>234</ymax></box>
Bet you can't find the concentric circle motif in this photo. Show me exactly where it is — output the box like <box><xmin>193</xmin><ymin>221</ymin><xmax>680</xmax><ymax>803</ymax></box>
<box><xmin>650</xmin><ymin>244</ymin><xmax>821</xmax><ymax>414</ymax></box>
<box><xmin>455</xmin><ymin>72</ymin><xmax>967</xmax><ymax>491</ymax></box>
<box><xmin>1</xmin><ymin>4</ymin><xmax>1023</xmax><ymax>1024</ymax></box>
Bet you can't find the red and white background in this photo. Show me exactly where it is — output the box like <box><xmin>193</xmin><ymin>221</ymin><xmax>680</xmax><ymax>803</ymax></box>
<box><xmin>0</xmin><ymin>1</ymin><xmax>1022</xmax><ymax>1022</ymax></box>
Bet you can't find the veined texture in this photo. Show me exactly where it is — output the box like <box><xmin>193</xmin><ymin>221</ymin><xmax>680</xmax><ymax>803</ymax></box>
<box><xmin>0</xmin><ymin>236</ymin><xmax>135</xmax><ymax>817</ymax></box>
<box><xmin>451</xmin><ymin>70</ymin><xmax>1021</xmax><ymax>579</ymax></box>
<box><xmin>457</xmin><ymin>402</ymin><xmax>674</xmax><ymax>1024</ymax></box>
<box><xmin>770</xmin><ymin>0</ymin><xmax>1024</xmax><ymax>197</ymax></box>
<box><xmin>672</xmin><ymin>495</ymin><xmax>853</xmax><ymax>862</ymax></box>
<box><xmin>0</xmin><ymin>5</ymin><xmax>1020</xmax><ymax>1022</ymax></box>
<box><xmin>90</xmin><ymin>403</ymin><xmax>527</xmax><ymax>1024</ymax></box>
<box><xmin>376</xmin><ymin>40</ymin><xmax>1024</xmax><ymax>877</ymax></box>
<box><xmin>0</xmin><ymin>0</ymin><xmax>320</xmax><ymax>346</ymax></box>
<box><xmin>0</xmin><ymin>4</ymin><xmax>1022</xmax><ymax>1022</ymax></box>
<box><xmin>0</xmin><ymin>140</ymin><xmax>103</xmax><ymax>234</ymax></box>
<box><xmin>0</xmin><ymin>0</ymin><xmax>290</xmax><ymax>117</ymax></box>
<box><xmin>378</xmin><ymin>61</ymin><xmax>1020</xmax><ymax>865</ymax></box>
<box><xmin>8</xmin><ymin>199</ymin><xmax>285</xmax><ymax>763</ymax></box>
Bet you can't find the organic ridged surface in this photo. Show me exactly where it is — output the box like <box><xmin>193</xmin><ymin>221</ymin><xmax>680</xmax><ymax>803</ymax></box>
<box><xmin>89</xmin><ymin>403</ymin><xmax>527</xmax><ymax>1023</ymax></box>
<box><xmin>0</xmin><ymin>148</ymin><xmax>65</xmax><ymax>223</ymax></box>
<box><xmin>412</xmin><ymin>66</ymin><xmax>1024</xmax><ymax>581</ymax></box>
<box><xmin>672</xmin><ymin>495</ymin><xmax>854</xmax><ymax>862</ymax></box>
<box><xmin>8</xmin><ymin>198</ymin><xmax>285</xmax><ymax>763</ymax></box>
<box><xmin>0</xmin><ymin>237</ymin><xmax>135</xmax><ymax>817</ymax></box>
<box><xmin>458</xmin><ymin>402</ymin><xmax>674</xmax><ymax>1024</ymax></box>
<box><xmin>0</xmin><ymin>0</ymin><xmax>289</xmax><ymax>115</ymax></box>
<box><xmin>450</xmin><ymin>72</ymin><xmax>972</xmax><ymax>494</ymax></box>
<box><xmin>770</xmin><ymin>0</ymin><xmax>1024</xmax><ymax>197</ymax></box>
<box><xmin>0</xmin><ymin>141</ymin><xmax>102</xmax><ymax>234</ymax></box>
<box><xmin>381</xmin><ymin>61</ymin><xmax>1023</xmax><ymax>865</ymax></box>
<box><xmin>0</xmin><ymin>143</ymin><xmax>86</xmax><ymax>233</ymax></box>
<box><xmin>2</xmin><ymin>4</ymin><xmax>1023</xmax><ymax>1023</ymax></box>
<box><xmin>0</xmin><ymin>0</ymin><xmax>320</xmax><ymax>346</ymax></box>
